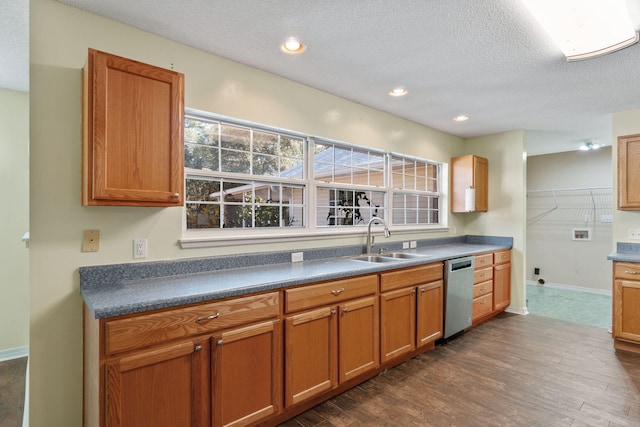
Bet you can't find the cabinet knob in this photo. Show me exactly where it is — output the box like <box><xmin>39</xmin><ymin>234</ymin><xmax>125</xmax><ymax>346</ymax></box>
<box><xmin>173</xmin><ymin>193</ymin><xmax>180</xmax><ymax>199</ymax></box>
<box><xmin>195</xmin><ymin>312</ymin><xmax>220</xmax><ymax>323</ymax></box>
<box><xmin>194</xmin><ymin>344</ymin><xmax>202</xmax><ymax>352</ymax></box>
<box><xmin>217</xmin><ymin>339</ymin><xmax>224</xmax><ymax>346</ymax></box>
<box><xmin>331</xmin><ymin>288</ymin><xmax>345</xmax><ymax>296</ymax></box>
<box><xmin>331</xmin><ymin>309</ymin><xmax>337</xmax><ymax>315</ymax></box>
<box><xmin>342</xmin><ymin>307</ymin><xmax>349</xmax><ymax>314</ymax></box>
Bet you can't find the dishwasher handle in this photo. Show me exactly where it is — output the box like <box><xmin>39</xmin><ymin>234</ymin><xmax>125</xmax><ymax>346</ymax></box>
<box><xmin>448</xmin><ymin>257</ymin><xmax>474</xmax><ymax>272</ymax></box>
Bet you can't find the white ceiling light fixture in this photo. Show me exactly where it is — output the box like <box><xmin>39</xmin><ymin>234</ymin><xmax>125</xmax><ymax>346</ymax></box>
<box><xmin>579</xmin><ymin>141</ymin><xmax>600</xmax><ymax>151</ymax></box>
<box><xmin>281</xmin><ymin>37</ymin><xmax>306</xmax><ymax>54</ymax></box>
<box><xmin>453</xmin><ymin>115</ymin><xmax>469</xmax><ymax>122</ymax></box>
<box><xmin>389</xmin><ymin>87</ymin><xmax>408</xmax><ymax>97</ymax></box>
<box><xmin>521</xmin><ymin>0</ymin><xmax>639</xmax><ymax>61</ymax></box>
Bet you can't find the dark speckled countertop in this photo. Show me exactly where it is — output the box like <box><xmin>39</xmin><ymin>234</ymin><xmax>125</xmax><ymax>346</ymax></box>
<box><xmin>80</xmin><ymin>235</ymin><xmax>512</xmax><ymax>319</ymax></box>
<box><xmin>608</xmin><ymin>242</ymin><xmax>640</xmax><ymax>263</ymax></box>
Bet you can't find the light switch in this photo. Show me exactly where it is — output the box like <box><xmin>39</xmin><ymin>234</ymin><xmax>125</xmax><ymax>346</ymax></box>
<box><xmin>82</xmin><ymin>230</ymin><xmax>100</xmax><ymax>252</ymax></box>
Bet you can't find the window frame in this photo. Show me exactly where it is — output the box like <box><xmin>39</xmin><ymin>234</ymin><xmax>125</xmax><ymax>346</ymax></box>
<box><xmin>181</xmin><ymin>109</ymin><xmax>448</xmax><ymax>247</ymax></box>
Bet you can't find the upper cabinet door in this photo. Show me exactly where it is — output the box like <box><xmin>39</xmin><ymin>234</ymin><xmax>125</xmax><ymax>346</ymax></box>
<box><xmin>618</xmin><ymin>134</ymin><xmax>640</xmax><ymax>210</ymax></box>
<box><xmin>450</xmin><ymin>155</ymin><xmax>488</xmax><ymax>213</ymax></box>
<box><xmin>83</xmin><ymin>48</ymin><xmax>185</xmax><ymax>206</ymax></box>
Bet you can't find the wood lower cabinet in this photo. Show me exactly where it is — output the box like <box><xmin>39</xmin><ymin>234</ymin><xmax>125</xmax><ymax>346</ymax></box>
<box><xmin>104</xmin><ymin>338</ymin><xmax>210</xmax><ymax>427</ymax></box>
<box><xmin>416</xmin><ymin>281</ymin><xmax>444</xmax><ymax>347</ymax></box>
<box><xmin>284</xmin><ymin>275</ymin><xmax>379</xmax><ymax>407</ymax></box>
<box><xmin>212</xmin><ymin>320</ymin><xmax>281</xmax><ymax>427</ymax></box>
<box><xmin>85</xmin><ymin>292</ymin><xmax>280</xmax><ymax>427</ymax></box>
<box><xmin>380</xmin><ymin>287</ymin><xmax>416</xmax><ymax>362</ymax></box>
<box><xmin>473</xmin><ymin>249</ymin><xmax>511</xmax><ymax>325</ymax></box>
<box><xmin>613</xmin><ymin>262</ymin><xmax>640</xmax><ymax>352</ymax></box>
<box><xmin>380</xmin><ymin>263</ymin><xmax>443</xmax><ymax>363</ymax></box>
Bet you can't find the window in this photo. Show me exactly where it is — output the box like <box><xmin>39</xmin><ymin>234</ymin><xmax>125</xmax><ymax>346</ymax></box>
<box><xmin>184</xmin><ymin>110</ymin><xmax>444</xmax><ymax>236</ymax></box>
<box><xmin>313</xmin><ymin>139</ymin><xmax>387</xmax><ymax>227</ymax></box>
<box><xmin>184</xmin><ymin>114</ymin><xmax>305</xmax><ymax>229</ymax></box>
<box><xmin>390</xmin><ymin>154</ymin><xmax>441</xmax><ymax>225</ymax></box>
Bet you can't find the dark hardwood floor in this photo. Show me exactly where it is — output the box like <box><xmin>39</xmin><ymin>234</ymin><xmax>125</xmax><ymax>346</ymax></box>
<box><xmin>0</xmin><ymin>356</ymin><xmax>27</xmax><ymax>427</ymax></box>
<box><xmin>280</xmin><ymin>313</ymin><xmax>640</xmax><ymax>427</ymax></box>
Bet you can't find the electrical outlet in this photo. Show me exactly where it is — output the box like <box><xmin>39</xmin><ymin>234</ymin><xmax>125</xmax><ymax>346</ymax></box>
<box><xmin>133</xmin><ymin>239</ymin><xmax>147</xmax><ymax>259</ymax></box>
<box><xmin>629</xmin><ymin>229</ymin><xmax>640</xmax><ymax>240</ymax></box>
<box><xmin>291</xmin><ymin>252</ymin><xmax>304</xmax><ymax>263</ymax></box>
<box><xmin>534</xmin><ymin>267</ymin><xmax>540</xmax><ymax>275</ymax></box>
<box><xmin>402</xmin><ymin>242</ymin><xmax>409</xmax><ymax>249</ymax></box>
<box><xmin>410</xmin><ymin>241</ymin><xmax>417</xmax><ymax>248</ymax></box>
<box><xmin>600</xmin><ymin>214</ymin><xmax>613</xmax><ymax>223</ymax></box>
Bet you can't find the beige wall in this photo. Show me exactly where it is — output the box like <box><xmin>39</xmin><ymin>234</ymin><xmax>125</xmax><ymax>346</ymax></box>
<box><xmin>526</xmin><ymin>148</ymin><xmax>612</xmax><ymax>292</ymax></box>
<box><xmin>462</xmin><ymin>131</ymin><xmax>527</xmax><ymax>314</ymax></box>
<box><xmin>0</xmin><ymin>88</ymin><xmax>29</xmax><ymax>352</ymax></box>
<box><xmin>30</xmin><ymin>0</ymin><xmax>526</xmax><ymax>425</ymax></box>
<box><xmin>612</xmin><ymin>109</ymin><xmax>640</xmax><ymax>246</ymax></box>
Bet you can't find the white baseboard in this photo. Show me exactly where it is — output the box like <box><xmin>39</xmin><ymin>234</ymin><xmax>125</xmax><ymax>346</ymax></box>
<box><xmin>526</xmin><ymin>280</ymin><xmax>612</xmax><ymax>297</ymax></box>
<box><xmin>0</xmin><ymin>346</ymin><xmax>29</xmax><ymax>362</ymax></box>
<box><xmin>506</xmin><ymin>306</ymin><xmax>529</xmax><ymax>315</ymax></box>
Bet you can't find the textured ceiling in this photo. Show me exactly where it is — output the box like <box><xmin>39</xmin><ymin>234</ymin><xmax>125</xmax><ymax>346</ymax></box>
<box><xmin>0</xmin><ymin>0</ymin><xmax>28</xmax><ymax>93</ymax></box>
<box><xmin>11</xmin><ymin>1</ymin><xmax>640</xmax><ymax>155</ymax></box>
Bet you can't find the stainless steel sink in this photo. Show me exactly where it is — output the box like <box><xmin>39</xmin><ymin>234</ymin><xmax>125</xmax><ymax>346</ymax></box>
<box><xmin>351</xmin><ymin>255</ymin><xmax>401</xmax><ymax>263</ymax></box>
<box><xmin>384</xmin><ymin>252</ymin><xmax>433</xmax><ymax>259</ymax></box>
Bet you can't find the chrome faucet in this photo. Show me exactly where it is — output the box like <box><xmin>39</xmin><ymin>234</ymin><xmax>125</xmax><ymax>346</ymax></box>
<box><xmin>366</xmin><ymin>217</ymin><xmax>390</xmax><ymax>255</ymax></box>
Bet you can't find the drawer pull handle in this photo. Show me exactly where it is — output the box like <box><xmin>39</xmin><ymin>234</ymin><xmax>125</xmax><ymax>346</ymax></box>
<box><xmin>196</xmin><ymin>313</ymin><xmax>220</xmax><ymax>323</ymax></box>
<box><xmin>194</xmin><ymin>344</ymin><xmax>202</xmax><ymax>352</ymax></box>
<box><xmin>331</xmin><ymin>288</ymin><xmax>345</xmax><ymax>296</ymax></box>
<box><xmin>624</xmin><ymin>271</ymin><xmax>640</xmax><ymax>275</ymax></box>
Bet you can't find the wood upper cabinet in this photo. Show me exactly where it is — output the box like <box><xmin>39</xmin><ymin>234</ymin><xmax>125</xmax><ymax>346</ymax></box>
<box><xmin>617</xmin><ymin>134</ymin><xmax>640</xmax><ymax>210</ymax></box>
<box><xmin>212</xmin><ymin>320</ymin><xmax>282</xmax><ymax>427</ymax></box>
<box><xmin>450</xmin><ymin>155</ymin><xmax>488</xmax><ymax>212</ymax></box>
<box><xmin>82</xmin><ymin>48</ymin><xmax>185</xmax><ymax>206</ymax></box>
<box><xmin>104</xmin><ymin>338</ymin><xmax>210</xmax><ymax>427</ymax></box>
<box><xmin>284</xmin><ymin>275</ymin><xmax>378</xmax><ymax>407</ymax></box>
<box><xmin>613</xmin><ymin>262</ymin><xmax>640</xmax><ymax>345</ymax></box>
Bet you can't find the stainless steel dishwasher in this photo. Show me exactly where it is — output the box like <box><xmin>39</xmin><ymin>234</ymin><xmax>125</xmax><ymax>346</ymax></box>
<box><xmin>443</xmin><ymin>256</ymin><xmax>475</xmax><ymax>339</ymax></box>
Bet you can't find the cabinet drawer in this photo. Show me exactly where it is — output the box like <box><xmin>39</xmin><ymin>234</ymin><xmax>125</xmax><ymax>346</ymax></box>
<box><xmin>473</xmin><ymin>281</ymin><xmax>493</xmax><ymax>299</ymax></box>
<box><xmin>494</xmin><ymin>250</ymin><xmax>511</xmax><ymax>265</ymax></box>
<box><xmin>474</xmin><ymin>253</ymin><xmax>493</xmax><ymax>269</ymax></box>
<box><xmin>285</xmin><ymin>275</ymin><xmax>378</xmax><ymax>313</ymax></box>
<box><xmin>105</xmin><ymin>292</ymin><xmax>279</xmax><ymax>355</ymax></box>
<box><xmin>474</xmin><ymin>267</ymin><xmax>493</xmax><ymax>284</ymax></box>
<box><xmin>615</xmin><ymin>262</ymin><xmax>640</xmax><ymax>280</ymax></box>
<box><xmin>380</xmin><ymin>263</ymin><xmax>443</xmax><ymax>292</ymax></box>
<box><xmin>472</xmin><ymin>293</ymin><xmax>493</xmax><ymax>320</ymax></box>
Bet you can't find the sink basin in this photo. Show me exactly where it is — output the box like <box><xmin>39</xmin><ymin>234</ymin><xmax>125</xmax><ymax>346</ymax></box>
<box><xmin>384</xmin><ymin>252</ymin><xmax>433</xmax><ymax>259</ymax></box>
<box><xmin>351</xmin><ymin>255</ymin><xmax>401</xmax><ymax>263</ymax></box>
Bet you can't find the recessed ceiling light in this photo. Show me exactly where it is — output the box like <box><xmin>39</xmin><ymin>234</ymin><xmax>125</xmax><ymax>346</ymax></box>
<box><xmin>281</xmin><ymin>37</ymin><xmax>306</xmax><ymax>54</ymax></box>
<box><xmin>389</xmin><ymin>88</ymin><xmax>408</xmax><ymax>97</ymax></box>
<box><xmin>453</xmin><ymin>115</ymin><xmax>469</xmax><ymax>122</ymax></box>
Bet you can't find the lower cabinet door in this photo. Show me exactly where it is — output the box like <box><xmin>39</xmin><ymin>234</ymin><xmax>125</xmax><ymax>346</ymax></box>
<box><xmin>105</xmin><ymin>338</ymin><xmax>210</xmax><ymax>427</ymax></box>
<box><xmin>339</xmin><ymin>296</ymin><xmax>379</xmax><ymax>383</ymax></box>
<box><xmin>614</xmin><ymin>279</ymin><xmax>640</xmax><ymax>343</ymax></box>
<box><xmin>212</xmin><ymin>320</ymin><xmax>282</xmax><ymax>427</ymax></box>
<box><xmin>416</xmin><ymin>280</ymin><xmax>443</xmax><ymax>347</ymax></box>
<box><xmin>493</xmin><ymin>262</ymin><xmax>511</xmax><ymax>311</ymax></box>
<box><xmin>284</xmin><ymin>306</ymin><xmax>337</xmax><ymax>407</ymax></box>
<box><xmin>380</xmin><ymin>287</ymin><xmax>416</xmax><ymax>363</ymax></box>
